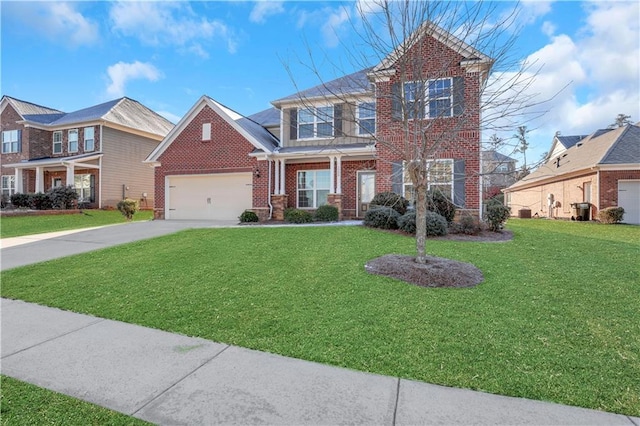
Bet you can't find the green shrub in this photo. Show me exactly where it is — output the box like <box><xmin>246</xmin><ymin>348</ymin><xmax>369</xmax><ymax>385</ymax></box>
<box><xmin>487</xmin><ymin>204</ymin><xmax>511</xmax><ymax>232</ymax></box>
<box><xmin>370</xmin><ymin>192</ymin><xmax>409</xmax><ymax>215</ymax></box>
<box><xmin>239</xmin><ymin>210</ymin><xmax>259</xmax><ymax>223</ymax></box>
<box><xmin>31</xmin><ymin>192</ymin><xmax>53</xmax><ymax>210</ymax></box>
<box><xmin>485</xmin><ymin>194</ymin><xmax>504</xmax><ymax>208</ymax></box>
<box><xmin>597</xmin><ymin>207</ymin><xmax>625</xmax><ymax>224</ymax></box>
<box><xmin>449</xmin><ymin>214</ymin><xmax>481</xmax><ymax>235</ymax></box>
<box><xmin>425</xmin><ymin>211</ymin><xmax>448</xmax><ymax>236</ymax></box>
<box><xmin>10</xmin><ymin>193</ymin><xmax>31</xmax><ymax>208</ymax></box>
<box><xmin>117</xmin><ymin>198</ymin><xmax>139</xmax><ymax>221</ymax></box>
<box><xmin>314</xmin><ymin>204</ymin><xmax>339</xmax><ymax>222</ymax></box>
<box><xmin>47</xmin><ymin>185</ymin><xmax>78</xmax><ymax>209</ymax></box>
<box><xmin>364</xmin><ymin>206</ymin><xmax>401</xmax><ymax>230</ymax></box>
<box><xmin>398</xmin><ymin>210</ymin><xmax>417</xmax><ymax>234</ymax></box>
<box><xmin>284</xmin><ymin>208</ymin><xmax>313</xmax><ymax>224</ymax></box>
<box><xmin>427</xmin><ymin>189</ymin><xmax>456</xmax><ymax>223</ymax></box>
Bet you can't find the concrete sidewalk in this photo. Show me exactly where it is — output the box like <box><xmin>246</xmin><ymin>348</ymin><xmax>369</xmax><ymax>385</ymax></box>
<box><xmin>2</xmin><ymin>298</ymin><xmax>638</xmax><ymax>425</ymax></box>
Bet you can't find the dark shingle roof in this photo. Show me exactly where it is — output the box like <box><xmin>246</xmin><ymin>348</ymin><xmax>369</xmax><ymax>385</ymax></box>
<box><xmin>601</xmin><ymin>125</ymin><xmax>640</xmax><ymax>164</ymax></box>
<box><xmin>482</xmin><ymin>150</ymin><xmax>516</xmax><ymax>162</ymax></box>
<box><xmin>248</xmin><ymin>107</ymin><xmax>280</xmax><ymax>127</ymax></box>
<box><xmin>236</xmin><ymin>117</ymin><xmax>279</xmax><ymax>151</ymax></box>
<box><xmin>556</xmin><ymin>135</ymin><xmax>587</xmax><ymax>149</ymax></box>
<box><xmin>2</xmin><ymin>96</ymin><xmax>64</xmax><ymax>117</ymax></box>
<box><xmin>48</xmin><ymin>99</ymin><xmax>122</xmax><ymax>126</ymax></box>
<box><xmin>274</xmin><ymin>68</ymin><xmax>373</xmax><ymax>104</ymax></box>
<box><xmin>22</xmin><ymin>113</ymin><xmax>66</xmax><ymax>124</ymax></box>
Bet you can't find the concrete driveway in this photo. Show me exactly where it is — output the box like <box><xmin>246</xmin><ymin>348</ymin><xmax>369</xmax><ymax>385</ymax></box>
<box><xmin>0</xmin><ymin>220</ymin><xmax>238</xmax><ymax>271</ymax></box>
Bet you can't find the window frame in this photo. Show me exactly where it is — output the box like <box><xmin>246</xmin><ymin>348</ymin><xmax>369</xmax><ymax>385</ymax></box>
<box><xmin>74</xmin><ymin>173</ymin><xmax>95</xmax><ymax>203</ymax></box>
<box><xmin>402</xmin><ymin>159</ymin><xmax>454</xmax><ymax>203</ymax></box>
<box><xmin>1</xmin><ymin>175</ymin><xmax>16</xmax><ymax>198</ymax></box>
<box><xmin>357</xmin><ymin>101</ymin><xmax>376</xmax><ymax>136</ymax></box>
<box><xmin>53</xmin><ymin>131</ymin><xmax>63</xmax><ymax>154</ymax></box>
<box><xmin>68</xmin><ymin>129</ymin><xmax>79</xmax><ymax>153</ymax></box>
<box><xmin>2</xmin><ymin>130</ymin><xmax>20</xmax><ymax>154</ymax></box>
<box><xmin>84</xmin><ymin>127</ymin><xmax>95</xmax><ymax>152</ymax></box>
<box><xmin>403</xmin><ymin>77</ymin><xmax>453</xmax><ymax>119</ymax></box>
<box><xmin>297</xmin><ymin>169</ymin><xmax>331</xmax><ymax>209</ymax></box>
<box><xmin>297</xmin><ymin>106</ymin><xmax>334</xmax><ymax>140</ymax></box>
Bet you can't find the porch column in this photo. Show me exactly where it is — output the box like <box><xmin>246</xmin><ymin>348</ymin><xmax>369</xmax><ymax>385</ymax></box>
<box><xmin>336</xmin><ymin>156</ymin><xmax>342</xmax><ymax>194</ymax></box>
<box><xmin>274</xmin><ymin>159</ymin><xmax>281</xmax><ymax>195</ymax></box>
<box><xmin>329</xmin><ymin>156</ymin><xmax>336</xmax><ymax>193</ymax></box>
<box><xmin>14</xmin><ymin>169</ymin><xmax>23</xmax><ymax>193</ymax></box>
<box><xmin>35</xmin><ymin>167</ymin><xmax>44</xmax><ymax>193</ymax></box>
<box><xmin>279</xmin><ymin>158</ymin><xmax>286</xmax><ymax>194</ymax></box>
<box><xmin>66</xmin><ymin>163</ymin><xmax>75</xmax><ymax>187</ymax></box>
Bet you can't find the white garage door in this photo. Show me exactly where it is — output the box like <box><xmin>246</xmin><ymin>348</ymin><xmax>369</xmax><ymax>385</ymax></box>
<box><xmin>167</xmin><ymin>173</ymin><xmax>252</xmax><ymax>220</ymax></box>
<box><xmin>618</xmin><ymin>180</ymin><xmax>640</xmax><ymax>225</ymax></box>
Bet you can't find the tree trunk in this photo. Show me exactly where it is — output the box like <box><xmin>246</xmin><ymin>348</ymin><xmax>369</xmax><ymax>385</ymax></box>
<box><xmin>415</xmin><ymin>183</ymin><xmax>428</xmax><ymax>264</ymax></box>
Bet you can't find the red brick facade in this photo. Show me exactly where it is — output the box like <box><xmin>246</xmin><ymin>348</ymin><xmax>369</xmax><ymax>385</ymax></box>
<box><xmin>600</xmin><ymin>170</ymin><xmax>640</xmax><ymax>209</ymax></box>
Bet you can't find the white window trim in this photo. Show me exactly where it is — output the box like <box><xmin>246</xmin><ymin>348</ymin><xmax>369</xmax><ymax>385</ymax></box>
<box><xmin>298</xmin><ymin>106</ymin><xmax>334</xmax><ymax>140</ymax></box>
<box><xmin>403</xmin><ymin>77</ymin><xmax>454</xmax><ymax>119</ymax></box>
<box><xmin>68</xmin><ymin>129</ymin><xmax>79</xmax><ymax>153</ymax></box>
<box><xmin>357</xmin><ymin>101</ymin><xmax>376</xmax><ymax>136</ymax></box>
<box><xmin>2</xmin><ymin>130</ymin><xmax>20</xmax><ymax>154</ymax></box>
<box><xmin>297</xmin><ymin>169</ymin><xmax>331</xmax><ymax>209</ymax></box>
<box><xmin>202</xmin><ymin>123</ymin><xmax>211</xmax><ymax>141</ymax></box>
<box><xmin>402</xmin><ymin>159</ymin><xmax>454</xmax><ymax>201</ymax></box>
<box><xmin>53</xmin><ymin>131</ymin><xmax>63</xmax><ymax>154</ymax></box>
<box><xmin>2</xmin><ymin>175</ymin><xmax>16</xmax><ymax>197</ymax></box>
<box><xmin>84</xmin><ymin>127</ymin><xmax>95</xmax><ymax>152</ymax></box>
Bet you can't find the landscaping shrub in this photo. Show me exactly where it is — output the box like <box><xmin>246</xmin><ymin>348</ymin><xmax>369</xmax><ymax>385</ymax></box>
<box><xmin>117</xmin><ymin>198</ymin><xmax>139</xmax><ymax>221</ymax></box>
<box><xmin>364</xmin><ymin>206</ymin><xmax>401</xmax><ymax>229</ymax></box>
<box><xmin>427</xmin><ymin>189</ymin><xmax>456</xmax><ymax>223</ymax></box>
<box><xmin>314</xmin><ymin>204</ymin><xmax>339</xmax><ymax>222</ymax></box>
<box><xmin>486</xmin><ymin>204</ymin><xmax>511</xmax><ymax>232</ymax></box>
<box><xmin>30</xmin><ymin>192</ymin><xmax>53</xmax><ymax>210</ymax></box>
<box><xmin>485</xmin><ymin>194</ymin><xmax>504</xmax><ymax>208</ymax></box>
<box><xmin>449</xmin><ymin>214</ymin><xmax>481</xmax><ymax>235</ymax></box>
<box><xmin>47</xmin><ymin>185</ymin><xmax>78</xmax><ymax>209</ymax></box>
<box><xmin>425</xmin><ymin>211</ymin><xmax>448</xmax><ymax>236</ymax></box>
<box><xmin>397</xmin><ymin>210</ymin><xmax>417</xmax><ymax>234</ymax></box>
<box><xmin>597</xmin><ymin>206</ymin><xmax>625</xmax><ymax>224</ymax></box>
<box><xmin>239</xmin><ymin>210</ymin><xmax>259</xmax><ymax>223</ymax></box>
<box><xmin>284</xmin><ymin>208</ymin><xmax>313</xmax><ymax>224</ymax></box>
<box><xmin>370</xmin><ymin>192</ymin><xmax>409</xmax><ymax>215</ymax></box>
<box><xmin>10</xmin><ymin>193</ymin><xmax>31</xmax><ymax>208</ymax></box>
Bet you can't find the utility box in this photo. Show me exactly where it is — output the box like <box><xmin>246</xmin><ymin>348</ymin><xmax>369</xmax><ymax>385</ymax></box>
<box><xmin>518</xmin><ymin>208</ymin><xmax>532</xmax><ymax>219</ymax></box>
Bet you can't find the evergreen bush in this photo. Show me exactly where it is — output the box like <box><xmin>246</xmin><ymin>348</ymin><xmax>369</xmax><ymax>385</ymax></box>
<box><xmin>284</xmin><ymin>208</ymin><xmax>313</xmax><ymax>224</ymax></box>
<box><xmin>47</xmin><ymin>185</ymin><xmax>78</xmax><ymax>209</ymax></box>
<box><xmin>364</xmin><ymin>206</ymin><xmax>401</xmax><ymax>229</ymax></box>
<box><xmin>117</xmin><ymin>198</ymin><xmax>139</xmax><ymax>221</ymax></box>
<box><xmin>239</xmin><ymin>210</ymin><xmax>260</xmax><ymax>223</ymax></box>
<box><xmin>314</xmin><ymin>204</ymin><xmax>339</xmax><ymax>222</ymax></box>
<box><xmin>370</xmin><ymin>192</ymin><xmax>409</xmax><ymax>215</ymax></box>
<box><xmin>487</xmin><ymin>204</ymin><xmax>511</xmax><ymax>231</ymax></box>
<box><xmin>427</xmin><ymin>189</ymin><xmax>456</xmax><ymax>223</ymax></box>
<box><xmin>425</xmin><ymin>211</ymin><xmax>448</xmax><ymax>236</ymax></box>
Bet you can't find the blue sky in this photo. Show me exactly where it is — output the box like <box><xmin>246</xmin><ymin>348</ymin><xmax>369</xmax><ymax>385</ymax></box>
<box><xmin>2</xmin><ymin>1</ymin><xmax>639</xmax><ymax>167</ymax></box>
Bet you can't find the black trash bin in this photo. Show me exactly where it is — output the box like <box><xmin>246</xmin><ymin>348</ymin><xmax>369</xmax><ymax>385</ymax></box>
<box><xmin>572</xmin><ymin>202</ymin><xmax>591</xmax><ymax>221</ymax></box>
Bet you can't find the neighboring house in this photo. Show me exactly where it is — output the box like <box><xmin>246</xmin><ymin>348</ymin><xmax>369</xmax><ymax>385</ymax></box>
<box><xmin>1</xmin><ymin>96</ymin><xmax>173</xmax><ymax>208</ymax></box>
<box><xmin>145</xmin><ymin>22</ymin><xmax>491</xmax><ymax>221</ymax></box>
<box><xmin>481</xmin><ymin>150</ymin><xmax>517</xmax><ymax>198</ymax></box>
<box><xmin>503</xmin><ymin>124</ymin><xmax>640</xmax><ymax>224</ymax></box>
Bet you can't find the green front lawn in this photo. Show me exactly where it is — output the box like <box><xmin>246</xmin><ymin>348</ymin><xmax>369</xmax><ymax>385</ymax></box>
<box><xmin>0</xmin><ymin>376</ymin><xmax>148</xmax><ymax>425</ymax></box>
<box><xmin>0</xmin><ymin>210</ymin><xmax>153</xmax><ymax>239</ymax></box>
<box><xmin>1</xmin><ymin>220</ymin><xmax>638</xmax><ymax>416</ymax></box>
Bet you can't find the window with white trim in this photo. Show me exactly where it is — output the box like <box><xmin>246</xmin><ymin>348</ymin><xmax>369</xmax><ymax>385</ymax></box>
<box><xmin>68</xmin><ymin>129</ymin><xmax>78</xmax><ymax>153</ymax></box>
<box><xmin>403</xmin><ymin>159</ymin><xmax>454</xmax><ymax>203</ymax></box>
<box><xmin>202</xmin><ymin>123</ymin><xmax>211</xmax><ymax>141</ymax></box>
<box><xmin>53</xmin><ymin>131</ymin><xmax>63</xmax><ymax>154</ymax></box>
<box><xmin>2</xmin><ymin>175</ymin><xmax>16</xmax><ymax>199</ymax></box>
<box><xmin>74</xmin><ymin>173</ymin><xmax>94</xmax><ymax>203</ymax></box>
<box><xmin>2</xmin><ymin>130</ymin><xmax>21</xmax><ymax>153</ymax></box>
<box><xmin>84</xmin><ymin>127</ymin><xmax>95</xmax><ymax>151</ymax></box>
<box><xmin>297</xmin><ymin>170</ymin><xmax>330</xmax><ymax>208</ymax></box>
<box><xmin>298</xmin><ymin>106</ymin><xmax>333</xmax><ymax>139</ymax></box>
<box><xmin>403</xmin><ymin>78</ymin><xmax>453</xmax><ymax>119</ymax></box>
<box><xmin>357</xmin><ymin>102</ymin><xmax>376</xmax><ymax>135</ymax></box>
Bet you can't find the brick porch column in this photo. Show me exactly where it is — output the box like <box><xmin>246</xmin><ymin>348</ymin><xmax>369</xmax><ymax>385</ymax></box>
<box><xmin>271</xmin><ymin>194</ymin><xmax>288</xmax><ymax>221</ymax></box>
<box><xmin>327</xmin><ymin>194</ymin><xmax>343</xmax><ymax>221</ymax></box>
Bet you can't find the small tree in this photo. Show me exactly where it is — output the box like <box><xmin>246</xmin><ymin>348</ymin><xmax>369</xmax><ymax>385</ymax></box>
<box><xmin>117</xmin><ymin>198</ymin><xmax>139</xmax><ymax>221</ymax></box>
<box><xmin>608</xmin><ymin>113</ymin><xmax>632</xmax><ymax>129</ymax></box>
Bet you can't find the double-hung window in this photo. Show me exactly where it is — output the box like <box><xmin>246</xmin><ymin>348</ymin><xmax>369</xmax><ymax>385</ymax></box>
<box><xmin>2</xmin><ymin>130</ymin><xmax>21</xmax><ymax>153</ymax></box>
<box><xmin>403</xmin><ymin>159</ymin><xmax>454</xmax><ymax>203</ymax></box>
<box><xmin>53</xmin><ymin>131</ymin><xmax>63</xmax><ymax>154</ymax></box>
<box><xmin>357</xmin><ymin>102</ymin><xmax>376</xmax><ymax>135</ymax></box>
<box><xmin>84</xmin><ymin>127</ymin><xmax>95</xmax><ymax>151</ymax></box>
<box><xmin>297</xmin><ymin>170</ymin><xmax>330</xmax><ymax>208</ymax></box>
<box><xmin>298</xmin><ymin>106</ymin><xmax>334</xmax><ymax>139</ymax></box>
<box><xmin>74</xmin><ymin>173</ymin><xmax>95</xmax><ymax>203</ymax></box>
<box><xmin>1</xmin><ymin>175</ymin><xmax>16</xmax><ymax>199</ymax></box>
<box><xmin>403</xmin><ymin>78</ymin><xmax>453</xmax><ymax>119</ymax></box>
<box><xmin>68</xmin><ymin>129</ymin><xmax>78</xmax><ymax>153</ymax></box>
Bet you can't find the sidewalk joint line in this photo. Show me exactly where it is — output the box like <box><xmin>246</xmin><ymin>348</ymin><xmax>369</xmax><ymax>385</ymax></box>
<box><xmin>392</xmin><ymin>378</ymin><xmax>401</xmax><ymax>426</ymax></box>
<box><xmin>131</xmin><ymin>343</ymin><xmax>232</xmax><ymax>417</ymax></box>
<box><xmin>628</xmin><ymin>415</ymin><xmax>640</xmax><ymax>426</ymax></box>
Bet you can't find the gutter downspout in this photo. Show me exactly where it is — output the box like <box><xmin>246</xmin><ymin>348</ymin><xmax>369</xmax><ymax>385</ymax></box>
<box><xmin>596</xmin><ymin>168</ymin><xmax>601</xmax><ymax>213</ymax></box>
<box><xmin>268</xmin><ymin>157</ymin><xmax>273</xmax><ymax>220</ymax></box>
<box><xmin>99</xmin><ymin>124</ymin><xmax>103</xmax><ymax>208</ymax></box>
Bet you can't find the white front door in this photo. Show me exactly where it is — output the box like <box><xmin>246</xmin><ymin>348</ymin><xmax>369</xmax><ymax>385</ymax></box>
<box><xmin>357</xmin><ymin>171</ymin><xmax>376</xmax><ymax>218</ymax></box>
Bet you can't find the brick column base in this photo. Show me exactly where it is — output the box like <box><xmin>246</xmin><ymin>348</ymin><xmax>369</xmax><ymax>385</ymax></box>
<box><xmin>271</xmin><ymin>194</ymin><xmax>289</xmax><ymax>221</ymax></box>
<box><xmin>327</xmin><ymin>193</ymin><xmax>343</xmax><ymax>221</ymax></box>
<box><xmin>154</xmin><ymin>208</ymin><xmax>165</xmax><ymax>220</ymax></box>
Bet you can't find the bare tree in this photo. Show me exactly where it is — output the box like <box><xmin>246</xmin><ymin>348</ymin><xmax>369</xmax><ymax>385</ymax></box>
<box><xmin>608</xmin><ymin>113</ymin><xmax>633</xmax><ymax>129</ymax></box>
<box><xmin>514</xmin><ymin>125</ymin><xmax>530</xmax><ymax>177</ymax></box>
<box><xmin>286</xmin><ymin>1</ymin><xmax>547</xmax><ymax>263</ymax></box>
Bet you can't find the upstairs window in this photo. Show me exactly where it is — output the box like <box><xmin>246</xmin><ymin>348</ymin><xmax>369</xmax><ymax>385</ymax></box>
<box><xmin>68</xmin><ymin>129</ymin><xmax>78</xmax><ymax>153</ymax></box>
<box><xmin>357</xmin><ymin>102</ymin><xmax>376</xmax><ymax>135</ymax></box>
<box><xmin>403</xmin><ymin>78</ymin><xmax>454</xmax><ymax>119</ymax></box>
<box><xmin>84</xmin><ymin>127</ymin><xmax>95</xmax><ymax>152</ymax></box>
<box><xmin>298</xmin><ymin>106</ymin><xmax>334</xmax><ymax>139</ymax></box>
<box><xmin>2</xmin><ymin>130</ymin><xmax>21</xmax><ymax>153</ymax></box>
<box><xmin>53</xmin><ymin>131</ymin><xmax>63</xmax><ymax>154</ymax></box>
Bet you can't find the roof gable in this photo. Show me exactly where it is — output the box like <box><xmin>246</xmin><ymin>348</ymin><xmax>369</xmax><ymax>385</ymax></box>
<box><xmin>1</xmin><ymin>95</ymin><xmax>64</xmax><ymax>119</ymax></box>
<box><xmin>273</xmin><ymin>68</ymin><xmax>372</xmax><ymax>105</ymax></box>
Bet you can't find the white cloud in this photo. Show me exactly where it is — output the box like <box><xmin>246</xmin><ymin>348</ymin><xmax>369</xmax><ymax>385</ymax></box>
<box><xmin>250</xmin><ymin>1</ymin><xmax>285</xmax><ymax>24</ymax></box>
<box><xmin>541</xmin><ymin>21</ymin><xmax>556</xmax><ymax>37</ymax></box>
<box><xmin>296</xmin><ymin>5</ymin><xmax>353</xmax><ymax>48</ymax></box>
<box><xmin>157</xmin><ymin>110</ymin><xmax>182</xmax><ymax>125</ymax></box>
<box><xmin>109</xmin><ymin>2</ymin><xmax>239</xmax><ymax>55</ymax></box>
<box><xmin>519</xmin><ymin>0</ymin><xmax>554</xmax><ymax>24</ymax></box>
<box><xmin>105</xmin><ymin>61</ymin><xmax>162</xmax><ymax>98</ymax></box>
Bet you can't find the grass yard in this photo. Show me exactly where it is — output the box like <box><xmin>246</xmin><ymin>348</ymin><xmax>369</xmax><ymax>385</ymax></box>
<box><xmin>0</xmin><ymin>210</ymin><xmax>153</xmax><ymax>239</ymax></box>
<box><xmin>0</xmin><ymin>375</ymin><xmax>148</xmax><ymax>425</ymax></box>
<box><xmin>1</xmin><ymin>220</ymin><xmax>639</xmax><ymax>416</ymax></box>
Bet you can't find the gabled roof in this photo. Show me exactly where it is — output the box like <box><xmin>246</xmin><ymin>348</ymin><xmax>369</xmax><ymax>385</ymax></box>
<box><xmin>145</xmin><ymin>95</ymin><xmax>279</xmax><ymax>163</ymax></box>
<box><xmin>248</xmin><ymin>107</ymin><xmax>280</xmax><ymax>127</ymax></box>
<box><xmin>1</xmin><ymin>96</ymin><xmax>64</xmax><ymax>119</ymax></box>
<box><xmin>272</xmin><ymin>68</ymin><xmax>372</xmax><ymax>106</ymax></box>
<box><xmin>506</xmin><ymin>124</ymin><xmax>640</xmax><ymax>191</ymax></box>
<box><xmin>482</xmin><ymin>150</ymin><xmax>516</xmax><ymax>163</ymax></box>
<box><xmin>556</xmin><ymin>135</ymin><xmax>588</xmax><ymax>149</ymax></box>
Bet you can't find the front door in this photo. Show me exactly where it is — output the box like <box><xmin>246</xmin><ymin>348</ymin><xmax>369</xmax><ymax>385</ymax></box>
<box><xmin>357</xmin><ymin>171</ymin><xmax>376</xmax><ymax>218</ymax></box>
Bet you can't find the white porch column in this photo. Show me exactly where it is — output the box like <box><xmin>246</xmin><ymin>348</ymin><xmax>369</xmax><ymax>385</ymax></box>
<box><xmin>35</xmin><ymin>167</ymin><xmax>44</xmax><ymax>193</ymax></box>
<box><xmin>336</xmin><ymin>156</ymin><xmax>342</xmax><ymax>194</ymax></box>
<box><xmin>274</xmin><ymin>159</ymin><xmax>281</xmax><ymax>195</ymax></box>
<box><xmin>14</xmin><ymin>169</ymin><xmax>23</xmax><ymax>193</ymax></box>
<box><xmin>66</xmin><ymin>163</ymin><xmax>75</xmax><ymax>188</ymax></box>
<box><xmin>329</xmin><ymin>156</ymin><xmax>336</xmax><ymax>193</ymax></box>
<box><xmin>279</xmin><ymin>158</ymin><xmax>286</xmax><ymax>194</ymax></box>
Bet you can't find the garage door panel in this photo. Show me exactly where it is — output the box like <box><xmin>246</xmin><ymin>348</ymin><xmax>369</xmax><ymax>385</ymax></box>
<box><xmin>167</xmin><ymin>173</ymin><xmax>252</xmax><ymax>220</ymax></box>
<box><xmin>618</xmin><ymin>181</ymin><xmax>640</xmax><ymax>225</ymax></box>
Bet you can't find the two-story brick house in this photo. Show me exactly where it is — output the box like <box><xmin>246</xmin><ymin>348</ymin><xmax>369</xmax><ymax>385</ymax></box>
<box><xmin>1</xmin><ymin>96</ymin><xmax>173</xmax><ymax>208</ymax></box>
<box><xmin>145</xmin><ymin>22</ymin><xmax>492</xmax><ymax>221</ymax></box>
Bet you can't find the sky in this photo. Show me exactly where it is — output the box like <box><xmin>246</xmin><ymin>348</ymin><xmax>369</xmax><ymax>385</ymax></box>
<box><xmin>2</xmin><ymin>0</ymin><xmax>639</xmax><ymax>168</ymax></box>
